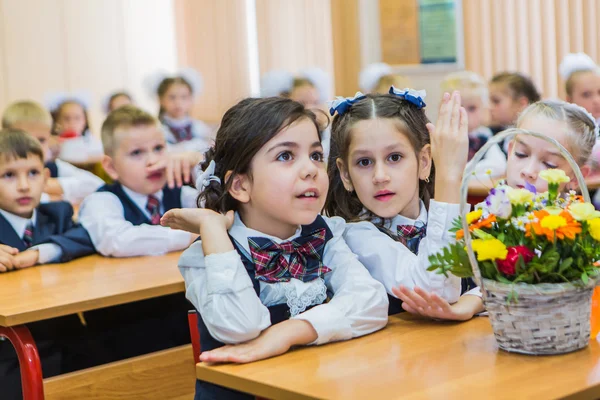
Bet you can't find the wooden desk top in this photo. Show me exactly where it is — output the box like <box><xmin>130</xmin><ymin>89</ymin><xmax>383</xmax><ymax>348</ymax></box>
<box><xmin>197</xmin><ymin>314</ymin><xmax>600</xmax><ymax>400</ymax></box>
<box><xmin>0</xmin><ymin>253</ymin><xmax>184</xmax><ymax>327</ymax></box>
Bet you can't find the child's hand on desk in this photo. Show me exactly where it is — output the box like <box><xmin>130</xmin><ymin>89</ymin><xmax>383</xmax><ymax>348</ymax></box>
<box><xmin>200</xmin><ymin>319</ymin><xmax>317</xmax><ymax>364</ymax></box>
<box><xmin>15</xmin><ymin>250</ymin><xmax>39</xmax><ymax>269</ymax></box>
<box><xmin>392</xmin><ymin>285</ymin><xmax>481</xmax><ymax>322</ymax></box>
<box><xmin>0</xmin><ymin>245</ymin><xmax>19</xmax><ymax>272</ymax></box>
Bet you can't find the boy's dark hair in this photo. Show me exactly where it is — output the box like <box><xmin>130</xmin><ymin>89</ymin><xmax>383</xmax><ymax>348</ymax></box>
<box><xmin>0</xmin><ymin>128</ymin><xmax>44</xmax><ymax>164</ymax></box>
<box><xmin>198</xmin><ymin>97</ymin><xmax>326</xmax><ymax>212</ymax></box>
<box><xmin>491</xmin><ymin>72</ymin><xmax>541</xmax><ymax>103</ymax></box>
<box><xmin>325</xmin><ymin>93</ymin><xmax>435</xmax><ymax>222</ymax></box>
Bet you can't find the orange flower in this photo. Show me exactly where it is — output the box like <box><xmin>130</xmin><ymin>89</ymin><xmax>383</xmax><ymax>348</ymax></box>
<box><xmin>526</xmin><ymin>210</ymin><xmax>581</xmax><ymax>241</ymax></box>
<box><xmin>456</xmin><ymin>214</ymin><xmax>497</xmax><ymax>240</ymax></box>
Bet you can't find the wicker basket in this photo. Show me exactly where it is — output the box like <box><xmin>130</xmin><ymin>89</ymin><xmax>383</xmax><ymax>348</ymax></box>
<box><xmin>461</xmin><ymin>128</ymin><xmax>597</xmax><ymax>355</ymax></box>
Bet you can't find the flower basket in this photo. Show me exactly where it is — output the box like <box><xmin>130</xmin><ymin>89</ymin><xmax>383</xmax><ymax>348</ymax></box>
<box><xmin>457</xmin><ymin>129</ymin><xmax>599</xmax><ymax>355</ymax></box>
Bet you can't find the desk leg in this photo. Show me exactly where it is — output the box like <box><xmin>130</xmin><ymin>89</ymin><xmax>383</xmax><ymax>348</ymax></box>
<box><xmin>0</xmin><ymin>325</ymin><xmax>44</xmax><ymax>400</ymax></box>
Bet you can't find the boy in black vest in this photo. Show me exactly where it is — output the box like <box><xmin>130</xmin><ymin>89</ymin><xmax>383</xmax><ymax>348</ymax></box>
<box><xmin>2</xmin><ymin>101</ymin><xmax>103</xmax><ymax>203</ymax></box>
<box><xmin>78</xmin><ymin>105</ymin><xmax>198</xmax><ymax>364</ymax></box>
<box><xmin>79</xmin><ymin>105</ymin><xmax>198</xmax><ymax>256</ymax></box>
<box><xmin>0</xmin><ymin>129</ymin><xmax>95</xmax><ymax>399</ymax></box>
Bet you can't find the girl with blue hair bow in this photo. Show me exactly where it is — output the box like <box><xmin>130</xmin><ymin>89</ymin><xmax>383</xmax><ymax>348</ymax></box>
<box><xmin>325</xmin><ymin>88</ymin><xmax>480</xmax><ymax>317</ymax></box>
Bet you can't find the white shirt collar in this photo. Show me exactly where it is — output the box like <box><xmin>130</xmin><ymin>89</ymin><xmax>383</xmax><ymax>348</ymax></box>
<box><xmin>0</xmin><ymin>208</ymin><xmax>37</xmax><ymax>239</ymax></box>
<box><xmin>386</xmin><ymin>201</ymin><xmax>427</xmax><ymax>229</ymax></box>
<box><xmin>364</xmin><ymin>200</ymin><xmax>427</xmax><ymax>230</ymax></box>
<box><xmin>228</xmin><ymin>212</ymin><xmax>303</xmax><ymax>256</ymax></box>
<box><xmin>121</xmin><ymin>185</ymin><xmax>164</xmax><ymax>217</ymax></box>
<box><xmin>468</xmin><ymin>125</ymin><xmax>492</xmax><ymax>139</ymax></box>
<box><xmin>162</xmin><ymin>115</ymin><xmax>192</xmax><ymax>129</ymax></box>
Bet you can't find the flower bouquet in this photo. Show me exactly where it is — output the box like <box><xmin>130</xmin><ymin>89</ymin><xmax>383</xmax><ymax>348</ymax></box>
<box><xmin>429</xmin><ymin>129</ymin><xmax>600</xmax><ymax>355</ymax></box>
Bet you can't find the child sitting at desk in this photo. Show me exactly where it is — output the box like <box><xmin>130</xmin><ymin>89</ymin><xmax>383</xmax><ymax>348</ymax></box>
<box><xmin>77</xmin><ymin>105</ymin><xmax>198</xmax><ymax>365</ymax></box>
<box><xmin>78</xmin><ymin>105</ymin><xmax>198</xmax><ymax>256</ymax></box>
<box><xmin>0</xmin><ymin>129</ymin><xmax>95</xmax><ymax>269</ymax></box>
<box><xmin>2</xmin><ymin>100</ymin><xmax>104</xmax><ymax>203</ymax></box>
<box><xmin>0</xmin><ymin>129</ymin><xmax>95</xmax><ymax>398</ymax></box>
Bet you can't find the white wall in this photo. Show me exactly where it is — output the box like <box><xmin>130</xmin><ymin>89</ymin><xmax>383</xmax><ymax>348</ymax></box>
<box><xmin>0</xmin><ymin>0</ymin><xmax>178</xmax><ymax>134</ymax></box>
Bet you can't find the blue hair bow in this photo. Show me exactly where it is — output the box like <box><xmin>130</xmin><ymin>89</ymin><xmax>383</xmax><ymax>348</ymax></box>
<box><xmin>389</xmin><ymin>86</ymin><xmax>427</xmax><ymax>109</ymax></box>
<box><xmin>329</xmin><ymin>92</ymin><xmax>367</xmax><ymax>116</ymax></box>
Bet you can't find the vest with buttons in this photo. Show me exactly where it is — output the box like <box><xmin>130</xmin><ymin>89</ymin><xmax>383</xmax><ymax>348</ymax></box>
<box><xmin>194</xmin><ymin>215</ymin><xmax>333</xmax><ymax>400</ymax></box>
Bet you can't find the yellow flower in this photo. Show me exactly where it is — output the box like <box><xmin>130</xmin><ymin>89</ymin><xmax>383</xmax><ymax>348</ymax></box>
<box><xmin>543</xmin><ymin>206</ymin><xmax>563</xmax><ymax>215</ymax></box>
<box><xmin>466</xmin><ymin>209</ymin><xmax>483</xmax><ymax>224</ymax></box>
<box><xmin>507</xmin><ymin>188</ymin><xmax>534</xmax><ymax>205</ymax></box>
<box><xmin>588</xmin><ymin>218</ymin><xmax>600</xmax><ymax>241</ymax></box>
<box><xmin>540</xmin><ymin>215</ymin><xmax>567</xmax><ymax>230</ymax></box>
<box><xmin>539</xmin><ymin>169</ymin><xmax>570</xmax><ymax>184</ymax></box>
<box><xmin>568</xmin><ymin>202</ymin><xmax>600</xmax><ymax>221</ymax></box>
<box><xmin>471</xmin><ymin>239</ymin><xmax>508</xmax><ymax>261</ymax></box>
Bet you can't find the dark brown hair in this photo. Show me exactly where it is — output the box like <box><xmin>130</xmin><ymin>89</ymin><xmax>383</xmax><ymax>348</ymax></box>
<box><xmin>0</xmin><ymin>128</ymin><xmax>44</xmax><ymax>164</ymax></box>
<box><xmin>51</xmin><ymin>100</ymin><xmax>91</xmax><ymax>137</ymax></box>
<box><xmin>491</xmin><ymin>72</ymin><xmax>541</xmax><ymax>103</ymax></box>
<box><xmin>157</xmin><ymin>77</ymin><xmax>193</xmax><ymax>119</ymax></box>
<box><xmin>198</xmin><ymin>97</ymin><xmax>324</xmax><ymax>212</ymax></box>
<box><xmin>325</xmin><ymin>94</ymin><xmax>435</xmax><ymax>222</ymax></box>
<box><xmin>107</xmin><ymin>91</ymin><xmax>133</xmax><ymax>112</ymax></box>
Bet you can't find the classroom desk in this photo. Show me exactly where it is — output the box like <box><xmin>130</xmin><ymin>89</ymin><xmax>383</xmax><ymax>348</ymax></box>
<box><xmin>196</xmin><ymin>313</ymin><xmax>600</xmax><ymax>400</ymax></box>
<box><xmin>0</xmin><ymin>252</ymin><xmax>185</xmax><ymax>400</ymax></box>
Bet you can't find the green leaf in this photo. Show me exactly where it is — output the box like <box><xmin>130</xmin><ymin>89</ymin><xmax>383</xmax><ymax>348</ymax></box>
<box><xmin>582</xmin><ymin>271</ymin><xmax>589</xmax><ymax>285</ymax></box>
<box><xmin>558</xmin><ymin>258</ymin><xmax>573</xmax><ymax>274</ymax></box>
<box><xmin>473</xmin><ymin>229</ymin><xmax>494</xmax><ymax>240</ymax></box>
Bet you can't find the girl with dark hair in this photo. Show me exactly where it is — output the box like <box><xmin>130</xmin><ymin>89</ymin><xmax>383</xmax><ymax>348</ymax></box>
<box><xmin>162</xmin><ymin>96</ymin><xmax>388</xmax><ymax>400</ymax></box>
<box><xmin>325</xmin><ymin>88</ymin><xmax>471</xmax><ymax>315</ymax></box>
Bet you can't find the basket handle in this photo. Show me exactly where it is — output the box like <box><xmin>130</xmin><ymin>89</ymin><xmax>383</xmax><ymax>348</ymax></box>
<box><xmin>459</xmin><ymin>128</ymin><xmax>590</xmax><ymax>296</ymax></box>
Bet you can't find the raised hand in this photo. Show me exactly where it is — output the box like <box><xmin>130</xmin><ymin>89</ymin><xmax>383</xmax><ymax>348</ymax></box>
<box><xmin>426</xmin><ymin>91</ymin><xmax>469</xmax><ymax>204</ymax></box>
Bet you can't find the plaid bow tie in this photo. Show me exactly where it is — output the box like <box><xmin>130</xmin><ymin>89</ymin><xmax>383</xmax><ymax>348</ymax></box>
<box><xmin>23</xmin><ymin>222</ymin><xmax>34</xmax><ymax>248</ymax></box>
<box><xmin>146</xmin><ymin>195</ymin><xmax>161</xmax><ymax>225</ymax></box>
<box><xmin>396</xmin><ymin>223</ymin><xmax>426</xmax><ymax>255</ymax></box>
<box><xmin>168</xmin><ymin>124</ymin><xmax>193</xmax><ymax>143</ymax></box>
<box><xmin>468</xmin><ymin>135</ymin><xmax>489</xmax><ymax>161</ymax></box>
<box><xmin>248</xmin><ymin>228</ymin><xmax>331</xmax><ymax>283</ymax></box>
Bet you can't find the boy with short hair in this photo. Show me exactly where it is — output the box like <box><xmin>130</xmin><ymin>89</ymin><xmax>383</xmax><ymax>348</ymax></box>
<box><xmin>78</xmin><ymin>105</ymin><xmax>198</xmax><ymax>256</ymax></box>
<box><xmin>2</xmin><ymin>101</ymin><xmax>104</xmax><ymax>203</ymax></box>
<box><xmin>0</xmin><ymin>129</ymin><xmax>94</xmax><ymax>270</ymax></box>
<box><xmin>78</xmin><ymin>105</ymin><xmax>198</xmax><ymax>364</ymax></box>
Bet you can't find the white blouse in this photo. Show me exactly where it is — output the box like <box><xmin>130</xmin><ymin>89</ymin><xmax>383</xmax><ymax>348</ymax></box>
<box><xmin>161</xmin><ymin>116</ymin><xmax>213</xmax><ymax>153</ymax></box>
<box><xmin>178</xmin><ymin>213</ymin><xmax>388</xmax><ymax>345</ymax></box>
<box><xmin>343</xmin><ymin>200</ymin><xmax>465</xmax><ymax>304</ymax></box>
<box><xmin>469</xmin><ymin>126</ymin><xmax>507</xmax><ymax>179</ymax></box>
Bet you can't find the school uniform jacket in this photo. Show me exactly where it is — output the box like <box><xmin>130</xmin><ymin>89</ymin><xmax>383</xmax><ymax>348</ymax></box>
<box><xmin>0</xmin><ymin>201</ymin><xmax>94</xmax><ymax>263</ymax></box>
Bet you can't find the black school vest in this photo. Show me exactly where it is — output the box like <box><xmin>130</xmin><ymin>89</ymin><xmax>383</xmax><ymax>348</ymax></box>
<box><xmin>45</xmin><ymin>161</ymin><xmax>59</xmax><ymax>178</ymax></box>
<box><xmin>196</xmin><ymin>215</ymin><xmax>334</xmax><ymax>354</ymax></box>
<box><xmin>97</xmin><ymin>183</ymin><xmax>182</xmax><ymax>225</ymax></box>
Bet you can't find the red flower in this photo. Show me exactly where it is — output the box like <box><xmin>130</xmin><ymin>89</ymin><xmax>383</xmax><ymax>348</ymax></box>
<box><xmin>496</xmin><ymin>245</ymin><xmax>535</xmax><ymax>276</ymax></box>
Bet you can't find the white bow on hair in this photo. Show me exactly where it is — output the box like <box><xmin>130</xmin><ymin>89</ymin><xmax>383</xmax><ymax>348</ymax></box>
<box><xmin>195</xmin><ymin>160</ymin><xmax>221</xmax><ymax>190</ymax></box>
